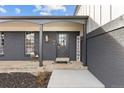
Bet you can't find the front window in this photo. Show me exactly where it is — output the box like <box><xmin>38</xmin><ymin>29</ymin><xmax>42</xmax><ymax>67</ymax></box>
<box><xmin>0</xmin><ymin>33</ymin><xmax>4</xmax><ymax>55</ymax></box>
<box><xmin>25</xmin><ymin>32</ymin><xmax>35</xmax><ymax>55</ymax></box>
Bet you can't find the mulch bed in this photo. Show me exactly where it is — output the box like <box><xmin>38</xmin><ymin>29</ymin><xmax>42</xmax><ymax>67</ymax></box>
<box><xmin>0</xmin><ymin>72</ymin><xmax>51</xmax><ymax>88</ymax></box>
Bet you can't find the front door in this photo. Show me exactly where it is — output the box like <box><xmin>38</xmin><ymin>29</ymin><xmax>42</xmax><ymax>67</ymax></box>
<box><xmin>56</xmin><ymin>33</ymin><xmax>69</xmax><ymax>57</ymax></box>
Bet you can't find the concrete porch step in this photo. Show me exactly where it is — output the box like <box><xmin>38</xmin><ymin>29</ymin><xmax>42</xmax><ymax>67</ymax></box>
<box><xmin>55</xmin><ymin>57</ymin><xmax>70</xmax><ymax>63</ymax></box>
<box><xmin>0</xmin><ymin>61</ymin><xmax>39</xmax><ymax>72</ymax></box>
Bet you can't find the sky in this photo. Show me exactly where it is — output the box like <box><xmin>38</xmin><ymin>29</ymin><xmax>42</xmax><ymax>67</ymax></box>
<box><xmin>0</xmin><ymin>5</ymin><xmax>76</xmax><ymax>16</ymax></box>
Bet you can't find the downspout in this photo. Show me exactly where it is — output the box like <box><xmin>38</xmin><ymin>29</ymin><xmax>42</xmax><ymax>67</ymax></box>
<box><xmin>82</xmin><ymin>24</ymin><xmax>87</xmax><ymax>66</ymax></box>
<box><xmin>73</xmin><ymin>5</ymin><xmax>81</xmax><ymax>16</ymax></box>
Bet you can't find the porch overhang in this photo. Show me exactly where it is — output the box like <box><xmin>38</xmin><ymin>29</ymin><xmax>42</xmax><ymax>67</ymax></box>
<box><xmin>0</xmin><ymin>16</ymin><xmax>88</xmax><ymax>26</ymax></box>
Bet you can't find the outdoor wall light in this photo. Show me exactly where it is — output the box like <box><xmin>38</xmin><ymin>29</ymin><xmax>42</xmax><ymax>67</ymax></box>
<box><xmin>45</xmin><ymin>35</ymin><xmax>49</xmax><ymax>42</ymax></box>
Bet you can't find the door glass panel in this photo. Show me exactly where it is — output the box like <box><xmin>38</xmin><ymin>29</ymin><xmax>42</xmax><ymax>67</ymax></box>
<box><xmin>58</xmin><ymin>34</ymin><xmax>67</xmax><ymax>46</ymax></box>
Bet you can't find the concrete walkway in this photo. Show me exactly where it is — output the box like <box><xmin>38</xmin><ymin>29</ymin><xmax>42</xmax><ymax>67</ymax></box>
<box><xmin>48</xmin><ymin>70</ymin><xmax>105</xmax><ymax>88</ymax></box>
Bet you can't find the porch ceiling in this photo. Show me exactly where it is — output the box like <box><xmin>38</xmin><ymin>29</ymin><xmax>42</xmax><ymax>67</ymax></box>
<box><xmin>43</xmin><ymin>22</ymin><xmax>83</xmax><ymax>32</ymax></box>
<box><xmin>0</xmin><ymin>21</ymin><xmax>83</xmax><ymax>32</ymax></box>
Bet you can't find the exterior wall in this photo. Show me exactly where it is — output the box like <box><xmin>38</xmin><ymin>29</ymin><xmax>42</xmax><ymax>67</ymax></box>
<box><xmin>34</xmin><ymin>32</ymin><xmax>39</xmax><ymax>55</ymax></box>
<box><xmin>43</xmin><ymin>32</ymin><xmax>56</xmax><ymax>60</ymax></box>
<box><xmin>0</xmin><ymin>31</ymin><xmax>79</xmax><ymax>61</ymax></box>
<box><xmin>87</xmin><ymin>15</ymin><xmax>124</xmax><ymax>87</ymax></box>
<box><xmin>69</xmin><ymin>32</ymin><xmax>79</xmax><ymax>60</ymax></box>
<box><xmin>0</xmin><ymin>32</ymin><xmax>39</xmax><ymax>60</ymax></box>
<box><xmin>112</xmin><ymin>5</ymin><xmax>124</xmax><ymax>20</ymax></box>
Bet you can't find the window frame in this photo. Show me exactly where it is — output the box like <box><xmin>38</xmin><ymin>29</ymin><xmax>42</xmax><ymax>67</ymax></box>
<box><xmin>0</xmin><ymin>32</ymin><xmax>4</xmax><ymax>56</ymax></box>
<box><xmin>25</xmin><ymin>32</ymin><xmax>35</xmax><ymax>55</ymax></box>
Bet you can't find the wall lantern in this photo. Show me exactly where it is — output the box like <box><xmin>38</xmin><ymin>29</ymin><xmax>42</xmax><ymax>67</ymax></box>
<box><xmin>45</xmin><ymin>35</ymin><xmax>49</xmax><ymax>42</ymax></box>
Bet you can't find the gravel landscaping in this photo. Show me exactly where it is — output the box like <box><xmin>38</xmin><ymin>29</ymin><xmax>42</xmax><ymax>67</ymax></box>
<box><xmin>0</xmin><ymin>72</ymin><xmax>51</xmax><ymax>88</ymax></box>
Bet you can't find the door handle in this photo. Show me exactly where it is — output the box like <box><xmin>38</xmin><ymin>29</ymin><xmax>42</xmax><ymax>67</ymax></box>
<box><xmin>56</xmin><ymin>43</ymin><xmax>61</xmax><ymax>47</ymax></box>
<box><xmin>57</xmin><ymin>44</ymin><xmax>60</xmax><ymax>47</ymax></box>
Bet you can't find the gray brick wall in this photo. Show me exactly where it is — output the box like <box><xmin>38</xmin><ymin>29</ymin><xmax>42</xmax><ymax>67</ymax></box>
<box><xmin>87</xmin><ymin>26</ymin><xmax>124</xmax><ymax>87</ymax></box>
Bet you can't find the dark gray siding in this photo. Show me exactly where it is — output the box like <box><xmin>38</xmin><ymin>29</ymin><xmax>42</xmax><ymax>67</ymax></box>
<box><xmin>69</xmin><ymin>32</ymin><xmax>79</xmax><ymax>60</ymax></box>
<box><xmin>43</xmin><ymin>32</ymin><xmax>57</xmax><ymax>60</ymax></box>
<box><xmin>0</xmin><ymin>32</ymin><xmax>39</xmax><ymax>60</ymax></box>
<box><xmin>87</xmin><ymin>22</ymin><xmax>124</xmax><ymax>87</ymax></box>
<box><xmin>0</xmin><ymin>31</ymin><xmax>78</xmax><ymax>61</ymax></box>
<box><xmin>35</xmin><ymin>32</ymin><xmax>39</xmax><ymax>55</ymax></box>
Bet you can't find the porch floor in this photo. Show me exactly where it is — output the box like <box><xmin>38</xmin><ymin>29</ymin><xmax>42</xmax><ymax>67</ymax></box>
<box><xmin>48</xmin><ymin>70</ymin><xmax>105</xmax><ymax>88</ymax></box>
<box><xmin>0</xmin><ymin>61</ymin><xmax>87</xmax><ymax>73</ymax></box>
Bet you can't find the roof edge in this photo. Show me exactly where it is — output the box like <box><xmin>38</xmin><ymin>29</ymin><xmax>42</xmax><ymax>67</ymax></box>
<box><xmin>0</xmin><ymin>16</ymin><xmax>88</xmax><ymax>19</ymax></box>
